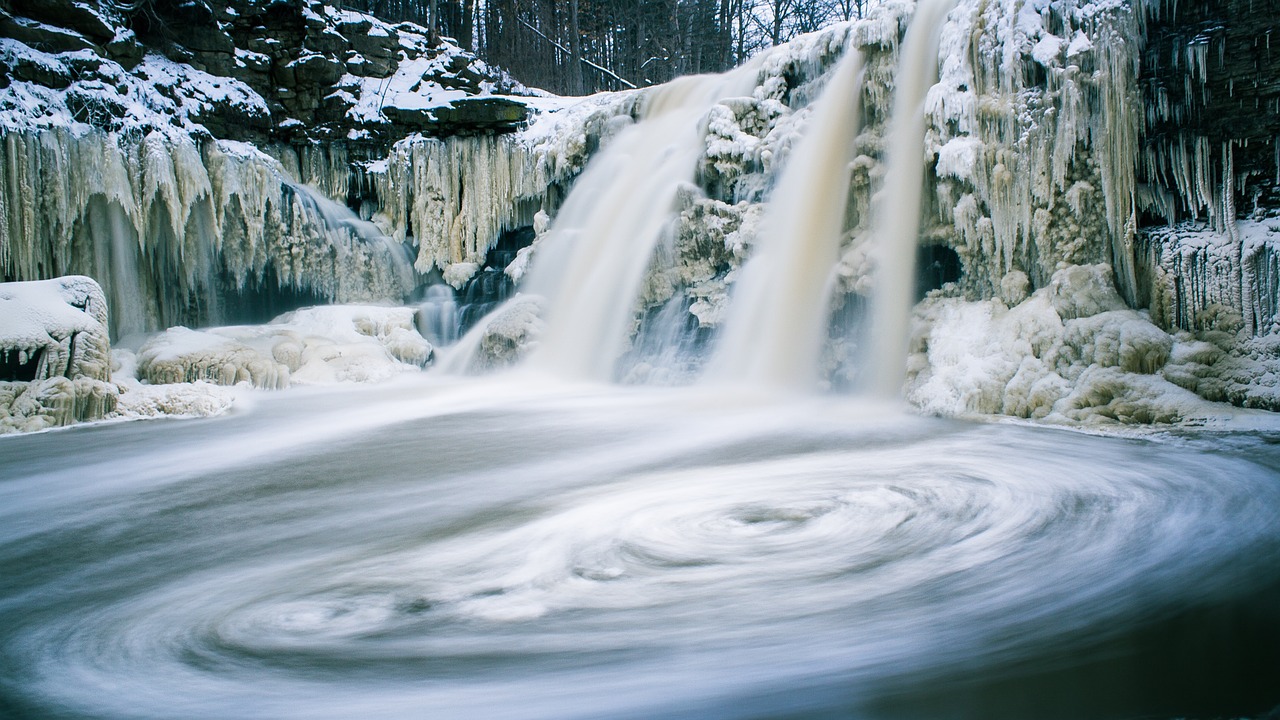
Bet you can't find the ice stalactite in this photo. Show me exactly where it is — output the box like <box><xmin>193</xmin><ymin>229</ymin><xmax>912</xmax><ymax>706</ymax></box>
<box><xmin>0</xmin><ymin>128</ymin><xmax>417</xmax><ymax>339</ymax></box>
<box><xmin>1139</xmin><ymin>219</ymin><xmax>1280</xmax><ymax>338</ymax></box>
<box><xmin>375</xmin><ymin>133</ymin><xmax>548</xmax><ymax>287</ymax></box>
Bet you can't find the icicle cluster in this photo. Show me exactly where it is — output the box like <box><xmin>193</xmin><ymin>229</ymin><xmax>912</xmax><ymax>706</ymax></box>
<box><xmin>0</xmin><ymin>128</ymin><xmax>415</xmax><ymax>338</ymax></box>
<box><xmin>922</xmin><ymin>0</ymin><xmax>1144</xmax><ymax>302</ymax></box>
<box><xmin>375</xmin><ymin>133</ymin><xmax>548</xmax><ymax>286</ymax></box>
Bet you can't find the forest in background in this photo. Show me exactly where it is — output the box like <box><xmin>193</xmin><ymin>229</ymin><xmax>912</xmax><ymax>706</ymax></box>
<box><xmin>340</xmin><ymin>0</ymin><xmax>879</xmax><ymax>94</ymax></box>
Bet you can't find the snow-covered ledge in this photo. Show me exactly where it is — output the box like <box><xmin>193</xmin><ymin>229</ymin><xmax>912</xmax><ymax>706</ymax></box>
<box><xmin>0</xmin><ymin>275</ymin><xmax>117</xmax><ymax>433</ymax></box>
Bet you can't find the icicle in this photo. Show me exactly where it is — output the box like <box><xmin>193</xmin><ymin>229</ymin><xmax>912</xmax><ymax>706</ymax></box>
<box><xmin>377</xmin><ymin>134</ymin><xmax>546</xmax><ymax>284</ymax></box>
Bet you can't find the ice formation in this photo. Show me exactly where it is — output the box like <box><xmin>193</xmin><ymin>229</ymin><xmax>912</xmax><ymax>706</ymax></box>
<box><xmin>0</xmin><ymin>275</ymin><xmax>115</xmax><ymax>432</ymax></box>
<box><xmin>137</xmin><ymin>305</ymin><xmax>432</xmax><ymax>388</ymax></box>
<box><xmin>0</xmin><ymin>129</ymin><xmax>417</xmax><ymax>339</ymax></box>
<box><xmin>375</xmin><ymin>133</ymin><xmax>548</xmax><ymax>281</ymax></box>
<box><xmin>906</xmin><ymin>263</ymin><xmax>1220</xmax><ymax>423</ymax></box>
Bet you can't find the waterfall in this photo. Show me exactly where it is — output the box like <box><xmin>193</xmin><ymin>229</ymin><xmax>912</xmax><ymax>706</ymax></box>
<box><xmin>83</xmin><ymin>196</ymin><xmax>148</xmax><ymax>342</ymax></box>
<box><xmin>862</xmin><ymin>0</ymin><xmax>954</xmax><ymax>398</ymax></box>
<box><xmin>290</xmin><ymin>183</ymin><xmax>417</xmax><ymax>297</ymax></box>
<box><xmin>705</xmin><ymin>44</ymin><xmax>865</xmax><ymax>390</ymax></box>
<box><xmin>521</xmin><ymin>64</ymin><xmax>762</xmax><ymax>381</ymax></box>
<box><xmin>414</xmin><ymin>284</ymin><xmax>460</xmax><ymax>347</ymax></box>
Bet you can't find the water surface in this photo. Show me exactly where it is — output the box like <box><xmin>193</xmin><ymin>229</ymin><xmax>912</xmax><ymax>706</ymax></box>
<box><xmin>2</xmin><ymin>376</ymin><xmax>1278</xmax><ymax>719</ymax></box>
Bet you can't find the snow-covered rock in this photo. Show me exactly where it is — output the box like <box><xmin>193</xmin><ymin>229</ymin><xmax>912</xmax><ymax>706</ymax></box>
<box><xmin>0</xmin><ymin>275</ymin><xmax>115</xmax><ymax>433</ymax></box>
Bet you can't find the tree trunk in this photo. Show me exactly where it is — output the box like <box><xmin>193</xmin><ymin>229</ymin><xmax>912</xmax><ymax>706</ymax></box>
<box><xmin>461</xmin><ymin>0</ymin><xmax>476</xmax><ymax>49</ymax></box>
<box><xmin>567</xmin><ymin>0</ymin><xmax>584</xmax><ymax>94</ymax></box>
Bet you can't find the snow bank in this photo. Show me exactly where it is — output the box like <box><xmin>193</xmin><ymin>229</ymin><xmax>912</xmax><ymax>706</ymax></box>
<box><xmin>136</xmin><ymin>305</ymin><xmax>432</xmax><ymax>389</ymax></box>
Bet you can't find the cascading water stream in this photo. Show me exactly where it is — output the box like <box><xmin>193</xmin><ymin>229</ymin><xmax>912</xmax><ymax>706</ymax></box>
<box><xmin>706</xmin><ymin>42</ymin><xmax>865</xmax><ymax>390</ymax></box>
<box><xmin>862</xmin><ymin>0</ymin><xmax>955</xmax><ymax>398</ymax></box>
<box><xmin>520</xmin><ymin>65</ymin><xmax>763</xmax><ymax>381</ymax></box>
<box><xmin>84</xmin><ymin>196</ymin><xmax>148</xmax><ymax>342</ymax></box>
<box><xmin>444</xmin><ymin>0</ymin><xmax>951</xmax><ymax>391</ymax></box>
<box><xmin>291</xmin><ymin>184</ymin><xmax>418</xmax><ymax>296</ymax></box>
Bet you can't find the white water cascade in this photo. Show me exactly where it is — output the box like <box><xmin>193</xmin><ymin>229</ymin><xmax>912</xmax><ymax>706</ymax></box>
<box><xmin>521</xmin><ymin>65</ymin><xmax>763</xmax><ymax>381</ymax></box>
<box><xmin>706</xmin><ymin>45</ymin><xmax>865</xmax><ymax>390</ymax></box>
<box><xmin>862</xmin><ymin>0</ymin><xmax>954</xmax><ymax>397</ymax></box>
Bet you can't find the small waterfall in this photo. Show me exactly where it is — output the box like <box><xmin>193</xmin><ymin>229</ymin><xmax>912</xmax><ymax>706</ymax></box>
<box><xmin>414</xmin><ymin>284</ymin><xmax>460</xmax><ymax>346</ymax></box>
<box><xmin>84</xmin><ymin>196</ymin><xmax>147</xmax><ymax>342</ymax></box>
<box><xmin>619</xmin><ymin>292</ymin><xmax>707</xmax><ymax>385</ymax></box>
<box><xmin>862</xmin><ymin>0</ymin><xmax>955</xmax><ymax>398</ymax></box>
<box><xmin>705</xmin><ymin>43</ymin><xmax>865</xmax><ymax>390</ymax></box>
<box><xmin>291</xmin><ymin>183</ymin><xmax>417</xmax><ymax>295</ymax></box>
<box><xmin>522</xmin><ymin>64</ymin><xmax>762</xmax><ymax>381</ymax></box>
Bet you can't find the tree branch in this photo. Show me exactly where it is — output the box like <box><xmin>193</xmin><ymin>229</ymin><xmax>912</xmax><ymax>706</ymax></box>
<box><xmin>516</xmin><ymin>16</ymin><xmax>638</xmax><ymax>89</ymax></box>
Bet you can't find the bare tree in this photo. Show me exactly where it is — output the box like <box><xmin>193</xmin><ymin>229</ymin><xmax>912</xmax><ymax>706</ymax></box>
<box><xmin>343</xmin><ymin>0</ymin><xmax>882</xmax><ymax>95</ymax></box>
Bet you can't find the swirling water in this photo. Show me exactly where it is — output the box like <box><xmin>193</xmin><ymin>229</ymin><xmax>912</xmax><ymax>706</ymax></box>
<box><xmin>2</xmin><ymin>376</ymin><xmax>1279</xmax><ymax>719</ymax></box>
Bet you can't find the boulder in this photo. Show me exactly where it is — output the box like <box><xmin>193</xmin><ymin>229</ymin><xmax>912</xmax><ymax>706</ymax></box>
<box><xmin>0</xmin><ymin>10</ymin><xmax>96</xmax><ymax>54</ymax></box>
<box><xmin>0</xmin><ymin>276</ymin><xmax>117</xmax><ymax>433</ymax></box>
<box><xmin>289</xmin><ymin>52</ymin><xmax>344</xmax><ymax>86</ymax></box>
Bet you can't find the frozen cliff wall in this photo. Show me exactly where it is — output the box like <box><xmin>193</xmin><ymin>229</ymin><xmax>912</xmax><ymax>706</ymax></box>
<box><xmin>0</xmin><ymin>0</ymin><xmax>559</xmax><ymax>337</ymax></box>
<box><xmin>0</xmin><ymin>129</ymin><xmax>415</xmax><ymax>339</ymax></box>
<box><xmin>1134</xmin><ymin>0</ymin><xmax>1280</xmax><ymax>339</ymax></box>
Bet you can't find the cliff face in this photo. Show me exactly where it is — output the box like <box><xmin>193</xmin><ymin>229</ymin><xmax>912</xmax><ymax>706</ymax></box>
<box><xmin>0</xmin><ymin>0</ymin><xmax>531</xmax><ymax>145</ymax></box>
<box><xmin>0</xmin><ymin>0</ymin><xmax>561</xmax><ymax>339</ymax></box>
<box><xmin>1138</xmin><ymin>0</ymin><xmax>1280</xmax><ymax>227</ymax></box>
<box><xmin>1124</xmin><ymin>0</ymin><xmax>1280</xmax><ymax>408</ymax></box>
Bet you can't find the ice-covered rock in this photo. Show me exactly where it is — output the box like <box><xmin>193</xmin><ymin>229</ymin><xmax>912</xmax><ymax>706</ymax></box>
<box><xmin>136</xmin><ymin>305</ymin><xmax>432</xmax><ymax>389</ymax></box>
<box><xmin>0</xmin><ymin>276</ymin><xmax>117</xmax><ymax>433</ymax></box>
<box><xmin>443</xmin><ymin>294</ymin><xmax>546</xmax><ymax>373</ymax></box>
<box><xmin>907</xmin><ymin>264</ymin><xmax>1226</xmax><ymax>423</ymax></box>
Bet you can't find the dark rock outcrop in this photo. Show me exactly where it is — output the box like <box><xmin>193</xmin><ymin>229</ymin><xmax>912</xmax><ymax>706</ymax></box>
<box><xmin>0</xmin><ymin>0</ymin><xmax>534</xmax><ymax>147</ymax></box>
